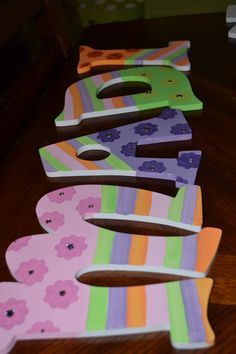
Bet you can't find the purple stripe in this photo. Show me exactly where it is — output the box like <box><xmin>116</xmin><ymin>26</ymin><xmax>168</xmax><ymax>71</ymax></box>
<box><xmin>107</xmin><ymin>287</ymin><xmax>127</xmax><ymax>329</ymax></box>
<box><xmin>64</xmin><ymin>89</ymin><xmax>74</xmax><ymax>119</ymax></box>
<box><xmin>181</xmin><ymin>234</ymin><xmax>197</xmax><ymax>270</ymax></box>
<box><xmin>135</xmin><ymin>48</ymin><xmax>162</xmax><ymax>61</ymax></box>
<box><xmin>110</xmin><ymin>232</ymin><xmax>132</xmax><ymax>264</ymax></box>
<box><xmin>76</xmin><ymin>81</ymin><xmax>94</xmax><ymax>112</ymax></box>
<box><xmin>40</xmin><ymin>157</ymin><xmax>56</xmax><ymax>172</ymax></box>
<box><xmin>110</xmin><ymin>71</ymin><xmax>121</xmax><ymax>79</ymax></box>
<box><xmin>116</xmin><ymin>187</ymin><xmax>137</xmax><ymax>214</ymax></box>
<box><xmin>122</xmin><ymin>94</ymin><xmax>136</xmax><ymax>107</ymax></box>
<box><xmin>172</xmin><ymin>52</ymin><xmax>188</xmax><ymax>64</ymax></box>
<box><xmin>181</xmin><ymin>280</ymin><xmax>206</xmax><ymax>342</ymax></box>
<box><xmin>181</xmin><ymin>185</ymin><xmax>196</xmax><ymax>224</ymax></box>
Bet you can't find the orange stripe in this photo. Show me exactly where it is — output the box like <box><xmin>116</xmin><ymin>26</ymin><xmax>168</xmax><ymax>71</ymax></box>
<box><xmin>134</xmin><ymin>189</ymin><xmax>152</xmax><ymax>215</ymax></box>
<box><xmin>147</xmin><ymin>41</ymin><xmax>182</xmax><ymax>60</ymax></box>
<box><xmin>69</xmin><ymin>85</ymin><xmax>84</xmax><ymax>118</ymax></box>
<box><xmin>175</xmin><ymin>57</ymin><xmax>189</xmax><ymax>66</ymax></box>
<box><xmin>127</xmin><ymin>286</ymin><xmax>146</xmax><ymax>327</ymax></box>
<box><xmin>193</xmin><ymin>187</ymin><xmax>202</xmax><ymax>226</ymax></box>
<box><xmin>195</xmin><ymin>279</ymin><xmax>215</xmax><ymax>344</ymax></box>
<box><xmin>195</xmin><ymin>228</ymin><xmax>222</xmax><ymax>273</ymax></box>
<box><xmin>129</xmin><ymin>235</ymin><xmax>148</xmax><ymax>265</ymax></box>
<box><xmin>101</xmin><ymin>72</ymin><xmax>126</xmax><ymax>109</ymax></box>
<box><xmin>56</xmin><ymin>142</ymin><xmax>101</xmax><ymax>170</ymax></box>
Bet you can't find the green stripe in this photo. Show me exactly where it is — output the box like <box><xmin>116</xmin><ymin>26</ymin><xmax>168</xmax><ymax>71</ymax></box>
<box><xmin>93</xmin><ymin>185</ymin><xmax>118</xmax><ymax>264</ymax></box>
<box><xmin>84</xmin><ymin>77</ymin><xmax>105</xmax><ymax>111</ymax></box>
<box><xmin>126</xmin><ymin>48</ymin><xmax>152</xmax><ymax>61</ymax></box>
<box><xmin>164</xmin><ymin>237</ymin><xmax>183</xmax><ymax>269</ymax></box>
<box><xmin>166</xmin><ymin>282</ymin><xmax>189</xmax><ymax>343</ymax></box>
<box><xmin>55</xmin><ymin>111</ymin><xmax>64</xmax><ymax>122</ymax></box>
<box><xmin>168</xmin><ymin>187</ymin><xmax>186</xmax><ymax>222</ymax></box>
<box><xmin>106</xmin><ymin>153</ymin><xmax>133</xmax><ymax>170</ymax></box>
<box><xmin>163</xmin><ymin>47</ymin><xmax>186</xmax><ymax>62</ymax></box>
<box><xmin>76</xmin><ymin>136</ymin><xmax>98</xmax><ymax>145</ymax></box>
<box><xmin>39</xmin><ymin>148</ymin><xmax>70</xmax><ymax>171</ymax></box>
<box><xmin>101</xmin><ymin>185</ymin><xmax>118</xmax><ymax>213</ymax></box>
<box><xmin>93</xmin><ymin>228</ymin><xmax>115</xmax><ymax>264</ymax></box>
<box><xmin>86</xmin><ymin>286</ymin><xmax>109</xmax><ymax>331</ymax></box>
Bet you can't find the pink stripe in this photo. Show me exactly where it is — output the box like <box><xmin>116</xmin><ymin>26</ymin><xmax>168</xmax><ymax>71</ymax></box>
<box><xmin>145</xmin><ymin>236</ymin><xmax>166</xmax><ymax>266</ymax></box>
<box><xmin>103</xmin><ymin>98</ymin><xmax>115</xmax><ymax>110</ymax></box>
<box><xmin>91</xmin><ymin>75</ymin><xmax>104</xmax><ymax>87</ymax></box>
<box><xmin>146</xmin><ymin>284</ymin><xmax>169</xmax><ymax>327</ymax></box>
<box><xmin>91</xmin><ymin>75</ymin><xmax>114</xmax><ymax>110</ymax></box>
<box><xmin>149</xmin><ymin>193</ymin><xmax>172</xmax><ymax>219</ymax></box>
<box><xmin>46</xmin><ymin>145</ymin><xmax>87</xmax><ymax>170</ymax></box>
<box><xmin>64</xmin><ymin>89</ymin><xmax>74</xmax><ymax>120</ymax></box>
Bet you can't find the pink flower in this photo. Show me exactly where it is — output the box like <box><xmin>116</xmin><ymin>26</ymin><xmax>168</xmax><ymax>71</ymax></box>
<box><xmin>44</xmin><ymin>280</ymin><xmax>79</xmax><ymax>309</ymax></box>
<box><xmin>27</xmin><ymin>321</ymin><xmax>60</xmax><ymax>333</ymax></box>
<box><xmin>0</xmin><ymin>298</ymin><xmax>28</xmax><ymax>330</ymax></box>
<box><xmin>55</xmin><ymin>235</ymin><xmax>87</xmax><ymax>259</ymax></box>
<box><xmin>76</xmin><ymin>197</ymin><xmax>101</xmax><ymax>216</ymax></box>
<box><xmin>48</xmin><ymin>187</ymin><xmax>76</xmax><ymax>204</ymax></box>
<box><xmin>14</xmin><ymin>259</ymin><xmax>48</xmax><ymax>285</ymax></box>
<box><xmin>39</xmin><ymin>211</ymin><xmax>64</xmax><ymax>231</ymax></box>
<box><xmin>8</xmin><ymin>236</ymin><xmax>32</xmax><ymax>252</ymax></box>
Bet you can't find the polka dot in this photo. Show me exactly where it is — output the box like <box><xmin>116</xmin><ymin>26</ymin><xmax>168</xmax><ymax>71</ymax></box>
<box><xmin>106</xmin><ymin>4</ymin><xmax>117</xmax><ymax>11</ymax></box>
<box><xmin>125</xmin><ymin>3</ymin><xmax>136</xmax><ymax>9</ymax></box>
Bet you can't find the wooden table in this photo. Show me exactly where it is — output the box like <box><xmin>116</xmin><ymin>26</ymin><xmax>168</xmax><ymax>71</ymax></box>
<box><xmin>0</xmin><ymin>12</ymin><xmax>235</xmax><ymax>354</ymax></box>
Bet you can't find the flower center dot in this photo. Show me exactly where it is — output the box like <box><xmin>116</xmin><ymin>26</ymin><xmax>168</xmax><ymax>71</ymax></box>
<box><xmin>46</xmin><ymin>219</ymin><xmax>52</xmax><ymax>224</ymax></box>
<box><xmin>41</xmin><ymin>329</ymin><xmax>45</xmax><ymax>333</ymax></box>
<box><xmin>28</xmin><ymin>270</ymin><xmax>34</xmax><ymax>275</ymax></box>
<box><xmin>88</xmin><ymin>204</ymin><xmax>94</xmax><ymax>208</ymax></box>
<box><xmin>181</xmin><ymin>128</ymin><xmax>187</xmax><ymax>132</ymax></box>
<box><xmin>59</xmin><ymin>290</ymin><xmax>66</xmax><ymax>296</ymax></box>
<box><xmin>66</xmin><ymin>243</ymin><xmax>74</xmax><ymax>250</ymax></box>
<box><xmin>59</xmin><ymin>192</ymin><xmax>64</xmax><ymax>196</ymax></box>
<box><xmin>189</xmin><ymin>158</ymin><xmax>193</xmax><ymax>163</ymax></box>
<box><xmin>5</xmin><ymin>309</ymin><xmax>14</xmax><ymax>317</ymax></box>
<box><xmin>106</xmin><ymin>133</ymin><xmax>112</xmax><ymax>138</ymax></box>
<box><xmin>176</xmin><ymin>93</ymin><xmax>183</xmax><ymax>98</ymax></box>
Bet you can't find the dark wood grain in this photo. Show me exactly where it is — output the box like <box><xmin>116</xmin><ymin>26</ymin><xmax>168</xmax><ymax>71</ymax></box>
<box><xmin>0</xmin><ymin>12</ymin><xmax>235</xmax><ymax>353</ymax></box>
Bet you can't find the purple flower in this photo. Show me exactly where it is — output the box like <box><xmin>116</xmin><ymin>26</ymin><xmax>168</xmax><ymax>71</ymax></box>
<box><xmin>177</xmin><ymin>152</ymin><xmax>201</xmax><ymax>169</ymax></box>
<box><xmin>8</xmin><ymin>236</ymin><xmax>32</xmax><ymax>252</ymax></box>
<box><xmin>138</xmin><ymin>160</ymin><xmax>166</xmax><ymax>173</ymax></box>
<box><xmin>14</xmin><ymin>259</ymin><xmax>48</xmax><ymax>286</ymax></box>
<box><xmin>176</xmin><ymin>176</ymin><xmax>188</xmax><ymax>184</ymax></box>
<box><xmin>27</xmin><ymin>321</ymin><xmax>60</xmax><ymax>333</ymax></box>
<box><xmin>134</xmin><ymin>122</ymin><xmax>158</xmax><ymax>136</ymax></box>
<box><xmin>170</xmin><ymin>123</ymin><xmax>191</xmax><ymax>135</ymax></box>
<box><xmin>48</xmin><ymin>187</ymin><xmax>76</xmax><ymax>203</ymax></box>
<box><xmin>120</xmin><ymin>142</ymin><xmax>137</xmax><ymax>156</ymax></box>
<box><xmin>55</xmin><ymin>235</ymin><xmax>87</xmax><ymax>259</ymax></box>
<box><xmin>97</xmin><ymin>128</ymin><xmax>121</xmax><ymax>142</ymax></box>
<box><xmin>76</xmin><ymin>197</ymin><xmax>101</xmax><ymax>216</ymax></box>
<box><xmin>39</xmin><ymin>211</ymin><xmax>65</xmax><ymax>231</ymax></box>
<box><xmin>44</xmin><ymin>280</ymin><xmax>79</xmax><ymax>309</ymax></box>
<box><xmin>0</xmin><ymin>298</ymin><xmax>28</xmax><ymax>330</ymax></box>
<box><xmin>159</xmin><ymin>108</ymin><xmax>177</xmax><ymax>119</ymax></box>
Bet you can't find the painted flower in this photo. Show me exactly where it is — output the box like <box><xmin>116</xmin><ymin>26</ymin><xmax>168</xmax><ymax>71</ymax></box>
<box><xmin>176</xmin><ymin>176</ymin><xmax>188</xmax><ymax>184</ymax></box>
<box><xmin>14</xmin><ymin>259</ymin><xmax>48</xmax><ymax>285</ymax></box>
<box><xmin>159</xmin><ymin>108</ymin><xmax>177</xmax><ymax>119</ymax></box>
<box><xmin>0</xmin><ymin>298</ymin><xmax>28</xmax><ymax>330</ymax></box>
<box><xmin>138</xmin><ymin>160</ymin><xmax>166</xmax><ymax>173</ymax></box>
<box><xmin>106</xmin><ymin>52</ymin><xmax>124</xmax><ymax>59</ymax></box>
<box><xmin>134</xmin><ymin>122</ymin><xmax>158</xmax><ymax>136</ymax></box>
<box><xmin>87</xmin><ymin>50</ymin><xmax>104</xmax><ymax>58</ymax></box>
<box><xmin>177</xmin><ymin>152</ymin><xmax>201</xmax><ymax>169</ymax></box>
<box><xmin>170</xmin><ymin>123</ymin><xmax>191</xmax><ymax>135</ymax></box>
<box><xmin>8</xmin><ymin>236</ymin><xmax>32</xmax><ymax>252</ymax></box>
<box><xmin>27</xmin><ymin>321</ymin><xmax>60</xmax><ymax>333</ymax></box>
<box><xmin>97</xmin><ymin>128</ymin><xmax>121</xmax><ymax>142</ymax></box>
<box><xmin>48</xmin><ymin>187</ymin><xmax>76</xmax><ymax>204</ymax></box>
<box><xmin>44</xmin><ymin>280</ymin><xmax>79</xmax><ymax>309</ymax></box>
<box><xmin>55</xmin><ymin>235</ymin><xmax>87</xmax><ymax>260</ymax></box>
<box><xmin>120</xmin><ymin>142</ymin><xmax>137</xmax><ymax>156</ymax></box>
<box><xmin>39</xmin><ymin>211</ymin><xmax>64</xmax><ymax>231</ymax></box>
<box><xmin>76</xmin><ymin>197</ymin><xmax>101</xmax><ymax>216</ymax></box>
